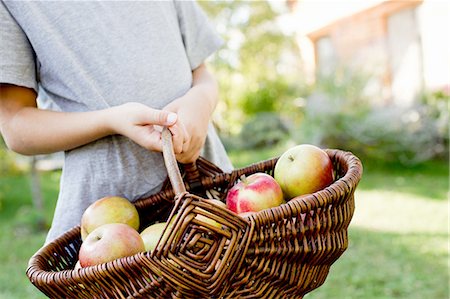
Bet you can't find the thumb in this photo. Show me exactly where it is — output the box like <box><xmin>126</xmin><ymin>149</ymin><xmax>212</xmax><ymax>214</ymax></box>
<box><xmin>146</xmin><ymin>109</ymin><xmax>177</xmax><ymax>126</ymax></box>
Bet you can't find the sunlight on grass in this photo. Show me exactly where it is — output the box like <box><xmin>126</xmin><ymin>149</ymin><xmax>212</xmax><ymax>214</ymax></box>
<box><xmin>306</xmin><ymin>187</ymin><xmax>449</xmax><ymax>299</ymax></box>
<box><xmin>352</xmin><ymin>190</ymin><xmax>449</xmax><ymax>234</ymax></box>
<box><xmin>307</xmin><ymin>226</ymin><xmax>449</xmax><ymax>299</ymax></box>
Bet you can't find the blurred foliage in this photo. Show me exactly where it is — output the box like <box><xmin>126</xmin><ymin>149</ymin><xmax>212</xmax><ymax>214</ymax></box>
<box><xmin>241</xmin><ymin>79</ymin><xmax>290</xmax><ymax>115</ymax></box>
<box><xmin>419</xmin><ymin>88</ymin><xmax>449</xmax><ymax>159</ymax></box>
<box><xmin>223</xmin><ymin>112</ymin><xmax>290</xmax><ymax>150</ymax></box>
<box><xmin>0</xmin><ymin>136</ymin><xmax>22</xmax><ymax>177</ymax></box>
<box><xmin>0</xmin><ymin>136</ymin><xmax>20</xmax><ymax>213</ymax></box>
<box><xmin>200</xmin><ymin>1</ymin><xmax>304</xmax><ymax>136</ymax></box>
<box><xmin>297</xmin><ymin>70</ymin><xmax>449</xmax><ymax>166</ymax></box>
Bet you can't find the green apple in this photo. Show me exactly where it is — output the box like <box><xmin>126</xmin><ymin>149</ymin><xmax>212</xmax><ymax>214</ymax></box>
<box><xmin>274</xmin><ymin>144</ymin><xmax>334</xmax><ymax>200</ymax></box>
<box><xmin>195</xmin><ymin>210</ymin><xmax>222</xmax><ymax>229</ymax></box>
<box><xmin>81</xmin><ymin>196</ymin><xmax>140</xmax><ymax>240</ymax></box>
<box><xmin>140</xmin><ymin>222</ymin><xmax>170</xmax><ymax>252</ymax></box>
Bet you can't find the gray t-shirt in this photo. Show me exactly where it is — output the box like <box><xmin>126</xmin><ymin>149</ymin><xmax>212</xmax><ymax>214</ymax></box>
<box><xmin>0</xmin><ymin>1</ymin><xmax>233</xmax><ymax>243</ymax></box>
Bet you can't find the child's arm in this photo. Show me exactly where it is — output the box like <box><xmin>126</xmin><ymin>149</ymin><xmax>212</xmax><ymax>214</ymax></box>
<box><xmin>0</xmin><ymin>84</ymin><xmax>182</xmax><ymax>155</ymax></box>
<box><xmin>163</xmin><ymin>63</ymin><xmax>219</xmax><ymax>163</ymax></box>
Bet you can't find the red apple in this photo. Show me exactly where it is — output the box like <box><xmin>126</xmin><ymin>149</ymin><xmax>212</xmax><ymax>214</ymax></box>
<box><xmin>81</xmin><ymin>196</ymin><xmax>140</xmax><ymax>240</ymax></box>
<box><xmin>78</xmin><ymin>223</ymin><xmax>145</xmax><ymax>267</ymax></box>
<box><xmin>274</xmin><ymin>144</ymin><xmax>334</xmax><ymax>200</ymax></box>
<box><xmin>226</xmin><ymin>173</ymin><xmax>285</xmax><ymax>214</ymax></box>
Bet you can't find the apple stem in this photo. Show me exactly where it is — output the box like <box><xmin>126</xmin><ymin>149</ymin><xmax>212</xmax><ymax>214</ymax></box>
<box><xmin>288</xmin><ymin>155</ymin><xmax>295</xmax><ymax>162</ymax></box>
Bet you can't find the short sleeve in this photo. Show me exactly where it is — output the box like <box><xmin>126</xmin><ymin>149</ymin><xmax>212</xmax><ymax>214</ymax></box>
<box><xmin>0</xmin><ymin>2</ymin><xmax>37</xmax><ymax>91</ymax></box>
<box><xmin>174</xmin><ymin>0</ymin><xmax>223</xmax><ymax>70</ymax></box>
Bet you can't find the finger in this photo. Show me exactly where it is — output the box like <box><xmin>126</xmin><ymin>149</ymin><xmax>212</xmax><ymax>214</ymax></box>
<box><xmin>177</xmin><ymin>132</ymin><xmax>206</xmax><ymax>162</ymax></box>
<box><xmin>134</xmin><ymin>127</ymin><xmax>163</xmax><ymax>152</ymax></box>
<box><xmin>176</xmin><ymin>148</ymin><xmax>201</xmax><ymax>164</ymax></box>
<box><xmin>138</xmin><ymin>108</ymin><xmax>177</xmax><ymax>126</ymax></box>
<box><xmin>177</xmin><ymin>139</ymin><xmax>201</xmax><ymax>163</ymax></box>
<box><xmin>180</xmin><ymin>122</ymin><xmax>191</xmax><ymax>153</ymax></box>
<box><xmin>181</xmin><ymin>137</ymin><xmax>190</xmax><ymax>155</ymax></box>
<box><xmin>168</xmin><ymin>124</ymin><xmax>184</xmax><ymax>154</ymax></box>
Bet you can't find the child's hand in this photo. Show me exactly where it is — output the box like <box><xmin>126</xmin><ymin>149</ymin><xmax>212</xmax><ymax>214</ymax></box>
<box><xmin>163</xmin><ymin>95</ymin><xmax>211</xmax><ymax>163</ymax></box>
<box><xmin>162</xmin><ymin>64</ymin><xmax>219</xmax><ymax>164</ymax></box>
<box><xmin>109</xmin><ymin>102</ymin><xmax>183</xmax><ymax>153</ymax></box>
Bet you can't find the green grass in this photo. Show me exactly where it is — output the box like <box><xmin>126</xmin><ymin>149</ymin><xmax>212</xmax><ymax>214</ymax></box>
<box><xmin>357</xmin><ymin>159</ymin><xmax>448</xmax><ymax>201</ymax></box>
<box><xmin>0</xmin><ymin>148</ymin><xmax>448</xmax><ymax>299</ymax></box>
<box><xmin>307</xmin><ymin>229</ymin><xmax>448</xmax><ymax>299</ymax></box>
<box><xmin>0</xmin><ymin>171</ymin><xmax>60</xmax><ymax>299</ymax></box>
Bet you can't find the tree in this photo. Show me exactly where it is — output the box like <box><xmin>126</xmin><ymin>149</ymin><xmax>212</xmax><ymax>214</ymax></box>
<box><xmin>29</xmin><ymin>156</ymin><xmax>47</xmax><ymax>230</ymax></box>
<box><xmin>200</xmin><ymin>1</ymin><xmax>304</xmax><ymax>135</ymax></box>
<box><xmin>1</xmin><ymin>136</ymin><xmax>47</xmax><ymax>229</ymax></box>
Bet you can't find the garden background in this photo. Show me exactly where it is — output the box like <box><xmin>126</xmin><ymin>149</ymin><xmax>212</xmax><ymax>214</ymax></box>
<box><xmin>0</xmin><ymin>1</ymin><xmax>448</xmax><ymax>298</ymax></box>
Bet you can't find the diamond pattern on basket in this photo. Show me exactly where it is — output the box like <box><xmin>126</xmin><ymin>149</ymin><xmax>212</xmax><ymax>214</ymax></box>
<box><xmin>152</xmin><ymin>192</ymin><xmax>251</xmax><ymax>297</ymax></box>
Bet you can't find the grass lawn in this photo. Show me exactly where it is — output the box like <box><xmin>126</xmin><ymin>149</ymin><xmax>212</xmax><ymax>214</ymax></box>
<box><xmin>0</xmin><ymin>146</ymin><xmax>448</xmax><ymax>299</ymax></box>
<box><xmin>0</xmin><ymin>170</ymin><xmax>60</xmax><ymax>299</ymax></box>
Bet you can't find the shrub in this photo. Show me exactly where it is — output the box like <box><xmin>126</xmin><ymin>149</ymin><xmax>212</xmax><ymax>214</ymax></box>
<box><xmin>240</xmin><ymin>79</ymin><xmax>296</xmax><ymax>116</ymax></box>
<box><xmin>235</xmin><ymin>112</ymin><xmax>290</xmax><ymax>149</ymax></box>
<box><xmin>298</xmin><ymin>92</ymin><xmax>446</xmax><ymax>166</ymax></box>
<box><xmin>419</xmin><ymin>88</ymin><xmax>449</xmax><ymax>160</ymax></box>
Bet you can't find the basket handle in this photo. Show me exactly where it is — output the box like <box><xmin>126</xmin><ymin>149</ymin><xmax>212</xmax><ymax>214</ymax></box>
<box><xmin>162</xmin><ymin>127</ymin><xmax>187</xmax><ymax>195</ymax></box>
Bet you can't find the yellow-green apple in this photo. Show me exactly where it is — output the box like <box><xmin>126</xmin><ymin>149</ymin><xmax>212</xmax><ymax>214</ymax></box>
<box><xmin>78</xmin><ymin>223</ymin><xmax>145</xmax><ymax>267</ymax></box>
<box><xmin>195</xmin><ymin>210</ymin><xmax>222</xmax><ymax>229</ymax></box>
<box><xmin>81</xmin><ymin>196</ymin><xmax>140</xmax><ymax>240</ymax></box>
<box><xmin>194</xmin><ymin>199</ymin><xmax>227</xmax><ymax>229</ymax></box>
<box><xmin>140</xmin><ymin>222</ymin><xmax>170</xmax><ymax>252</ymax></box>
<box><xmin>226</xmin><ymin>173</ymin><xmax>285</xmax><ymax>214</ymax></box>
<box><xmin>274</xmin><ymin>144</ymin><xmax>334</xmax><ymax>200</ymax></box>
<box><xmin>141</xmin><ymin>204</ymin><xmax>224</xmax><ymax>253</ymax></box>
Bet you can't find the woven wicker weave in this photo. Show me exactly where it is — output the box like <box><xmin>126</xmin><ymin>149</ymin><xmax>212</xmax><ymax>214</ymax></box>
<box><xmin>27</xmin><ymin>129</ymin><xmax>363</xmax><ymax>298</ymax></box>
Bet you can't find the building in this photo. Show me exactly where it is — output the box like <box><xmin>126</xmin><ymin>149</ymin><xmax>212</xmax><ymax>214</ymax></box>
<box><xmin>288</xmin><ymin>0</ymin><xmax>449</xmax><ymax>106</ymax></box>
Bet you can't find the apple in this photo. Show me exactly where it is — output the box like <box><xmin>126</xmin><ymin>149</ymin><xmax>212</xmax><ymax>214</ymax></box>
<box><xmin>78</xmin><ymin>223</ymin><xmax>145</xmax><ymax>267</ymax></box>
<box><xmin>140</xmin><ymin>222</ymin><xmax>170</xmax><ymax>252</ymax></box>
<box><xmin>193</xmin><ymin>199</ymin><xmax>227</xmax><ymax>229</ymax></box>
<box><xmin>195</xmin><ymin>210</ymin><xmax>222</xmax><ymax>229</ymax></box>
<box><xmin>274</xmin><ymin>144</ymin><xmax>334</xmax><ymax>200</ymax></box>
<box><xmin>81</xmin><ymin>196</ymin><xmax>140</xmax><ymax>240</ymax></box>
<box><xmin>141</xmin><ymin>207</ymin><xmax>225</xmax><ymax>253</ymax></box>
<box><xmin>74</xmin><ymin>260</ymin><xmax>82</xmax><ymax>270</ymax></box>
<box><xmin>226</xmin><ymin>173</ymin><xmax>285</xmax><ymax>214</ymax></box>
<box><xmin>140</xmin><ymin>199</ymin><xmax>228</xmax><ymax>253</ymax></box>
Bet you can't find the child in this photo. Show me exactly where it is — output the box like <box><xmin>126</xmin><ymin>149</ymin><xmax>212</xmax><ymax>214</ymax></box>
<box><xmin>0</xmin><ymin>1</ymin><xmax>233</xmax><ymax>243</ymax></box>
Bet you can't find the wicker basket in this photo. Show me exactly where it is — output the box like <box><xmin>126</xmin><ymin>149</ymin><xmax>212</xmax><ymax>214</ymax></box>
<box><xmin>27</xmin><ymin>129</ymin><xmax>363</xmax><ymax>299</ymax></box>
